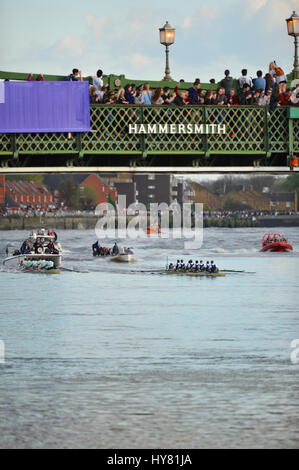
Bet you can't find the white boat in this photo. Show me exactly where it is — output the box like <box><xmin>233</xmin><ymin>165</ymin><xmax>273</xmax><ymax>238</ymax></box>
<box><xmin>110</xmin><ymin>249</ymin><xmax>135</xmax><ymax>263</ymax></box>
<box><xmin>3</xmin><ymin>229</ymin><xmax>62</xmax><ymax>271</ymax></box>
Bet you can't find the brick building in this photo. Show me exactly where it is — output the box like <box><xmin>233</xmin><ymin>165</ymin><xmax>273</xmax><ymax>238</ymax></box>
<box><xmin>0</xmin><ymin>176</ymin><xmax>53</xmax><ymax>207</ymax></box>
<box><xmin>189</xmin><ymin>181</ymin><xmax>297</xmax><ymax>211</ymax></box>
<box><xmin>190</xmin><ymin>182</ymin><xmax>222</xmax><ymax>209</ymax></box>
<box><xmin>80</xmin><ymin>174</ymin><xmax>117</xmax><ymax>205</ymax></box>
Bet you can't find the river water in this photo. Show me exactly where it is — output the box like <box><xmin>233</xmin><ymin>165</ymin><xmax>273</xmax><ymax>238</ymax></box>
<box><xmin>0</xmin><ymin>227</ymin><xmax>298</xmax><ymax>449</ymax></box>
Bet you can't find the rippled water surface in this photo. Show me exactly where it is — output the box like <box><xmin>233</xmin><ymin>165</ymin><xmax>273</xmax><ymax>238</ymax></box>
<box><xmin>0</xmin><ymin>227</ymin><xmax>298</xmax><ymax>448</ymax></box>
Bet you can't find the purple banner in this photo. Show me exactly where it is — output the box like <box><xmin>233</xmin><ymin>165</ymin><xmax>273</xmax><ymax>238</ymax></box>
<box><xmin>0</xmin><ymin>81</ymin><xmax>90</xmax><ymax>133</ymax></box>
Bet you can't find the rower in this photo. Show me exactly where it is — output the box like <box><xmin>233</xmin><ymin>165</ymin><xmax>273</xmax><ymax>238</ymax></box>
<box><xmin>168</xmin><ymin>263</ymin><xmax>174</xmax><ymax>271</ymax></box>
<box><xmin>210</xmin><ymin>260</ymin><xmax>217</xmax><ymax>273</ymax></box>
<box><xmin>180</xmin><ymin>259</ymin><xmax>185</xmax><ymax>270</ymax></box>
<box><xmin>205</xmin><ymin>261</ymin><xmax>210</xmax><ymax>272</ymax></box>
<box><xmin>194</xmin><ymin>260</ymin><xmax>199</xmax><ymax>271</ymax></box>
<box><xmin>175</xmin><ymin>259</ymin><xmax>181</xmax><ymax>270</ymax></box>
<box><xmin>188</xmin><ymin>260</ymin><xmax>194</xmax><ymax>271</ymax></box>
<box><xmin>199</xmin><ymin>260</ymin><xmax>205</xmax><ymax>271</ymax></box>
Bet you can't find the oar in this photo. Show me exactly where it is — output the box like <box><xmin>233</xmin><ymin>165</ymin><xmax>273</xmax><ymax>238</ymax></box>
<box><xmin>60</xmin><ymin>267</ymin><xmax>89</xmax><ymax>274</ymax></box>
<box><xmin>221</xmin><ymin>269</ymin><xmax>256</xmax><ymax>273</ymax></box>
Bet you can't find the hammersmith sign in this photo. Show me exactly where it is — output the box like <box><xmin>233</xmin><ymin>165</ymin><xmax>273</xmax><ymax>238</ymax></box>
<box><xmin>129</xmin><ymin>123</ymin><xmax>226</xmax><ymax>134</ymax></box>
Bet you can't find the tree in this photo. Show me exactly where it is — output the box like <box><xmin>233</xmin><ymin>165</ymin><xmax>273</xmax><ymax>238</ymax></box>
<box><xmin>278</xmin><ymin>174</ymin><xmax>299</xmax><ymax>192</ymax></box>
<box><xmin>277</xmin><ymin>175</ymin><xmax>299</xmax><ymax>210</ymax></box>
<box><xmin>107</xmin><ymin>193</ymin><xmax>116</xmax><ymax>209</ymax></box>
<box><xmin>59</xmin><ymin>178</ymin><xmax>80</xmax><ymax>209</ymax></box>
<box><xmin>223</xmin><ymin>198</ymin><xmax>252</xmax><ymax>211</ymax></box>
<box><xmin>79</xmin><ymin>184</ymin><xmax>98</xmax><ymax>210</ymax></box>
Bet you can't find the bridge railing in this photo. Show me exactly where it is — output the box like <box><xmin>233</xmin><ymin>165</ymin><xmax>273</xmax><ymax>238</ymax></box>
<box><xmin>0</xmin><ymin>105</ymin><xmax>298</xmax><ymax>159</ymax></box>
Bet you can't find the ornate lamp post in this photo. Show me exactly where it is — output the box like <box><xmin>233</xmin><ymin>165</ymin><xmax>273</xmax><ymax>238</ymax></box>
<box><xmin>286</xmin><ymin>11</ymin><xmax>299</xmax><ymax>79</ymax></box>
<box><xmin>159</xmin><ymin>21</ymin><xmax>176</xmax><ymax>81</ymax></box>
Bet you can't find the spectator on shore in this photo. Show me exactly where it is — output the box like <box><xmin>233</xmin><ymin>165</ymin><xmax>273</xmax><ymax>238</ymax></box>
<box><xmin>238</xmin><ymin>69</ymin><xmax>253</xmax><ymax>90</ymax></box>
<box><xmin>209</xmin><ymin>79</ymin><xmax>216</xmax><ymax>84</ymax></box>
<box><xmin>141</xmin><ymin>83</ymin><xmax>153</xmax><ymax>105</ymax></box>
<box><xmin>253</xmin><ymin>70</ymin><xmax>266</xmax><ymax>91</ymax></box>
<box><xmin>220</xmin><ymin>70</ymin><xmax>233</xmax><ymax>96</ymax></box>
<box><xmin>151</xmin><ymin>87</ymin><xmax>164</xmax><ymax>105</ymax></box>
<box><xmin>188</xmin><ymin>79</ymin><xmax>201</xmax><ymax>105</ymax></box>
<box><xmin>27</xmin><ymin>73</ymin><xmax>45</xmax><ymax>81</ymax></box>
<box><xmin>66</xmin><ymin>68</ymin><xmax>82</xmax><ymax>81</ymax></box>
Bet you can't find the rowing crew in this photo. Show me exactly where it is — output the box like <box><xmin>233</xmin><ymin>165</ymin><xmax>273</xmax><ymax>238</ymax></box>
<box><xmin>168</xmin><ymin>259</ymin><xmax>219</xmax><ymax>273</ymax></box>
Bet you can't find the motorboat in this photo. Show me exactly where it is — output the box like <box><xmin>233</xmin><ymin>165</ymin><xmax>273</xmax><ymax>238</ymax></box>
<box><xmin>110</xmin><ymin>248</ymin><xmax>135</xmax><ymax>263</ymax></box>
<box><xmin>260</xmin><ymin>233</ymin><xmax>293</xmax><ymax>252</ymax></box>
<box><xmin>146</xmin><ymin>225</ymin><xmax>161</xmax><ymax>235</ymax></box>
<box><xmin>3</xmin><ymin>229</ymin><xmax>62</xmax><ymax>272</ymax></box>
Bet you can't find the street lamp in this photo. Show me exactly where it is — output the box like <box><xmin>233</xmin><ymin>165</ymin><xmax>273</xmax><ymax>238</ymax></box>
<box><xmin>159</xmin><ymin>21</ymin><xmax>176</xmax><ymax>81</ymax></box>
<box><xmin>286</xmin><ymin>11</ymin><xmax>299</xmax><ymax>79</ymax></box>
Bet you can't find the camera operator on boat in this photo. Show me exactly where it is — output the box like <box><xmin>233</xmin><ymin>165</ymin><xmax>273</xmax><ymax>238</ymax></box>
<box><xmin>34</xmin><ymin>237</ymin><xmax>44</xmax><ymax>254</ymax></box>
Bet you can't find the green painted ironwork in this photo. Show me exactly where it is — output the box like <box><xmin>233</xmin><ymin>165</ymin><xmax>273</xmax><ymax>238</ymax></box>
<box><xmin>0</xmin><ymin>105</ymin><xmax>298</xmax><ymax>163</ymax></box>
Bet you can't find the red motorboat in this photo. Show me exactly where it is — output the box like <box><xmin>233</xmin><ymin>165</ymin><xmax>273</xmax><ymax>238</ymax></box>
<box><xmin>260</xmin><ymin>233</ymin><xmax>293</xmax><ymax>252</ymax></box>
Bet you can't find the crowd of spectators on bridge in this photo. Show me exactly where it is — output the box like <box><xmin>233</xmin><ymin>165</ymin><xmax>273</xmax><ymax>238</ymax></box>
<box><xmin>24</xmin><ymin>63</ymin><xmax>299</xmax><ymax>111</ymax></box>
<box><xmin>84</xmin><ymin>62</ymin><xmax>299</xmax><ymax>111</ymax></box>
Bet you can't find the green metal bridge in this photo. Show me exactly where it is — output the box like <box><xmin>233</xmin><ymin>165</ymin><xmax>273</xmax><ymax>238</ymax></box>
<box><xmin>0</xmin><ymin>70</ymin><xmax>298</xmax><ymax>173</ymax></box>
<box><xmin>0</xmin><ymin>104</ymin><xmax>298</xmax><ymax>173</ymax></box>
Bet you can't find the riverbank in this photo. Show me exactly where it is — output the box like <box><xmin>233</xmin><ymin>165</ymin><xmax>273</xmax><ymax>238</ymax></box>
<box><xmin>1</xmin><ymin>215</ymin><xmax>299</xmax><ymax>230</ymax></box>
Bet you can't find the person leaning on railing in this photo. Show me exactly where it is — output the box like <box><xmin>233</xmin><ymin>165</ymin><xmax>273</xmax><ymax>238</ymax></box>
<box><xmin>27</xmin><ymin>73</ymin><xmax>45</xmax><ymax>81</ymax></box>
<box><xmin>66</xmin><ymin>68</ymin><xmax>82</xmax><ymax>81</ymax></box>
<box><xmin>290</xmin><ymin>85</ymin><xmax>299</xmax><ymax>106</ymax></box>
<box><xmin>238</xmin><ymin>83</ymin><xmax>254</xmax><ymax>105</ymax></box>
<box><xmin>161</xmin><ymin>87</ymin><xmax>176</xmax><ymax>105</ymax></box>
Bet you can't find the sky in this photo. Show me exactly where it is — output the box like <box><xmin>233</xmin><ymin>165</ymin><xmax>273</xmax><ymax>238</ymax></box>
<box><xmin>0</xmin><ymin>0</ymin><xmax>298</xmax><ymax>83</ymax></box>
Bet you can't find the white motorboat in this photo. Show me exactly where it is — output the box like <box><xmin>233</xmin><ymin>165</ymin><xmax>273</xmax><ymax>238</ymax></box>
<box><xmin>3</xmin><ymin>229</ymin><xmax>62</xmax><ymax>271</ymax></box>
<box><xmin>110</xmin><ymin>248</ymin><xmax>135</xmax><ymax>263</ymax></box>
